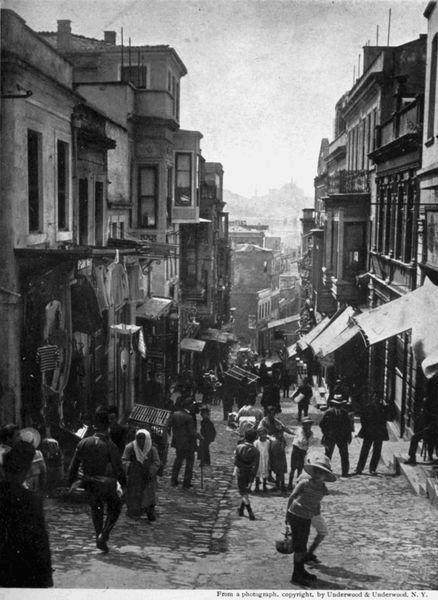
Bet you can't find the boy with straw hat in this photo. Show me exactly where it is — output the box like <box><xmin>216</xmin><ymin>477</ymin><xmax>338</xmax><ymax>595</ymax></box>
<box><xmin>285</xmin><ymin>454</ymin><xmax>336</xmax><ymax>585</ymax></box>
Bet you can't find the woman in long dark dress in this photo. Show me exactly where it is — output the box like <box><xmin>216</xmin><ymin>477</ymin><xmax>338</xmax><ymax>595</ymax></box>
<box><xmin>122</xmin><ymin>429</ymin><xmax>161</xmax><ymax>520</ymax></box>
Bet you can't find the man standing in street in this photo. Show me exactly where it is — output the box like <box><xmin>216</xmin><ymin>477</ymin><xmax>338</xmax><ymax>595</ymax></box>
<box><xmin>68</xmin><ymin>409</ymin><xmax>126</xmax><ymax>553</ymax></box>
<box><xmin>107</xmin><ymin>405</ymin><xmax>128</xmax><ymax>455</ymax></box>
<box><xmin>142</xmin><ymin>371</ymin><xmax>163</xmax><ymax>407</ymax></box>
<box><xmin>170</xmin><ymin>395</ymin><xmax>201</xmax><ymax>488</ymax></box>
<box><xmin>0</xmin><ymin>440</ymin><xmax>53</xmax><ymax>587</ymax></box>
<box><xmin>319</xmin><ymin>394</ymin><xmax>352</xmax><ymax>477</ymax></box>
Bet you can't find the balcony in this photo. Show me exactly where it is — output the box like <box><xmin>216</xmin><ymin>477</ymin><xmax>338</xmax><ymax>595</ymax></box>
<box><xmin>328</xmin><ymin>170</ymin><xmax>369</xmax><ymax>194</ymax></box>
<box><xmin>379</xmin><ymin>102</ymin><xmax>421</xmax><ymax>148</ymax></box>
<box><xmin>181</xmin><ymin>284</ymin><xmax>206</xmax><ymax>303</ymax></box>
<box><xmin>134</xmin><ymin>90</ymin><xmax>177</xmax><ymax>121</ymax></box>
<box><xmin>369</xmin><ymin>251</ymin><xmax>416</xmax><ymax>292</ymax></box>
<box><xmin>371</xmin><ymin>101</ymin><xmax>422</xmax><ymax>164</ymax></box>
<box><xmin>327</xmin><ymin>132</ymin><xmax>347</xmax><ymax>161</ymax></box>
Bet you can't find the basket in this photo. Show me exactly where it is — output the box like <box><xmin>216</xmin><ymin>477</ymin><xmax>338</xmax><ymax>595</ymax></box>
<box><xmin>275</xmin><ymin>527</ymin><xmax>293</xmax><ymax>554</ymax></box>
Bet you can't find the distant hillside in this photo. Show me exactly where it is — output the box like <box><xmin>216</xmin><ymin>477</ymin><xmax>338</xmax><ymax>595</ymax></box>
<box><xmin>223</xmin><ymin>182</ymin><xmax>312</xmax><ymax>224</ymax></box>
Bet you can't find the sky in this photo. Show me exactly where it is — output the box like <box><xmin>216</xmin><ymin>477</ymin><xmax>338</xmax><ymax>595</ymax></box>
<box><xmin>3</xmin><ymin>0</ymin><xmax>428</xmax><ymax>198</ymax></box>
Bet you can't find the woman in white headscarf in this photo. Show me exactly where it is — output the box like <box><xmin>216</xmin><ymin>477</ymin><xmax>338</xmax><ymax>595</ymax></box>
<box><xmin>122</xmin><ymin>429</ymin><xmax>161</xmax><ymax>520</ymax></box>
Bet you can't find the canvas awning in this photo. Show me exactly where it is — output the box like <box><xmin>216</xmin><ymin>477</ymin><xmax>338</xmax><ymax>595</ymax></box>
<box><xmin>354</xmin><ymin>277</ymin><xmax>438</xmax><ymax>379</ymax></box>
<box><xmin>136</xmin><ymin>297</ymin><xmax>172</xmax><ymax>320</ymax></box>
<box><xmin>266</xmin><ymin>314</ymin><xmax>300</xmax><ymax>330</ymax></box>
<box><xmin>287</xmin><ymin>343</ymin><xmax>297</xmax><ymax>358</ymax></box>
<box><xmin>310</xmin><ymin>306</ymin><xmax>364</xmax><ymax>358</ymax></box>
<box><xmin>200</xmin><ymin>328</ymin><xmax>231</xmax><ymax>344</ymax></box>
<box><xmin>354</xmin><ymin>284</ymin><xmax>429</xmax><ymax>346</ymax></box>
<box><xmin>180</xmin><ymin>338</ymin><xmax>206</xmax><ymax>353</ymax></box>
<box><xmin>225</xmin><ymin>365</ymin><xmax>259</xmax><ymax>384</ymax></box>
<box><xmin>297</xmin><ymin>316</ymin><xmax>331</xmax><ymax>351</ymax></box>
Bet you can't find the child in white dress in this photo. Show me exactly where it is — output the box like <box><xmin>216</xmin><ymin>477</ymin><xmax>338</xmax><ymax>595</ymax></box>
<box><xmin>254</xmin><ymin>427</ymin><xmax>270</xmax><ymax>492</ymax></box>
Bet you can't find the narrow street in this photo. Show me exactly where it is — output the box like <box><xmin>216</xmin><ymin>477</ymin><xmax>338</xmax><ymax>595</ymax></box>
<box><xmin>47</xmin><ymin>397</ymin><xmax>438</xmax><ymax>590</ymax></box>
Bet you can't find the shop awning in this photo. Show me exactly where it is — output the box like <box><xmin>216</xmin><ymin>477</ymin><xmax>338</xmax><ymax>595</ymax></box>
<box><xmin>110</xmin><ymin>324</ymin><xmax>142</xmax><ymax>334</ymax></box>
<box><xmin>297</xmin><ymin>316</ymin><xmax>331</xmax><ymax>351</ymax></box>
<box><xmin>266</xmin><ymin>314</ymin><xmax>300</xmax><ymax>330</ymax></box>
<box><xmin>354</xmin><ymin>284</ymin><xmax>428</xmax><ymax>346</ymax></box>
<box><xmin>136</xmin><ymin>297</ymin><xmax>172</xmax><ymax>320</ymax></box>
<box><xmin>287</xmin><ymin>343</ymin><xmax>297</xmax><ymax>358</ymax></box>
<box><xmin>310</xmin><ymin>306</ymin><xmax>364</xmax><ymax>358</ymax></box>
<box><xmin>354</xmin><ymin>277</ymin><xmax>438</xmax><ymax>379</ymax></box>
<box><xmin>225</xmin><ymin>365</ymin><xmax>259</xmax><ymax>383</ymax></box>
<box><xmin>200</xmin><ymin>328</ymin><xmax>231</xmax><ymax>344</ymax></box>
<box><xmin>180</xmin><ymin>338</ymin><xmax>206</xmax><ymax>353</ymax></box>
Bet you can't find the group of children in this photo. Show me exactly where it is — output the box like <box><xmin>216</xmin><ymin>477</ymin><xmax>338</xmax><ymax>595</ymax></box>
<box><xmin>233</xmin><ymin>408</ymin><xmax>337</xmax><ymax>587</ymax></box>
<box><xmin>199</xmin><ymin>393</ymin><xmax>336</xmax><ymax>588</ymax></box>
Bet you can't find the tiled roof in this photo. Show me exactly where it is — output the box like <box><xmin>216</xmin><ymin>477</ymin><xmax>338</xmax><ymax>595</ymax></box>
<box><xmin>39</xmin><ymin>31</ymin><xmax>172</xmax><ymax>53</ymax></box>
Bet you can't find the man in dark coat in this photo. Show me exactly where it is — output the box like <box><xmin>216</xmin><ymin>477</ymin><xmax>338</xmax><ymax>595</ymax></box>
<box><xmin>0</xmin><ymin>440</ymin><xmax>53</xmax><ymax>588</ymax></box>
<box><xmin>142</xmin><ymin>371</ymin><xmax>163</xmax><ymax>407</ymax></box>
<box><xmin>170</xmin><ymin>396</ymin><xmax>201</xmax><ymax>488</ymax></box>
<box><xmin>69</xmin><ymin>409</ymin><xmax>127</xmax><ymax>553</ymax></box>
<box><xmin>107</xmin><ymin>405</ymin><xmax>128</xmax><ymax>455</ymax></box>
<box><xmin>319</xmin><ymin>395</ymin><xmax>352</xmax><ymax>477</ymax></box>
<box><xmin>354</xmin><ymin>396</ymin><xmax>389</xmax><ymax>475</ymax></box>
<box><xmin>404</xmin><ymin>400</ymin><xmax>438</xmax><ymax>465</ymax></box>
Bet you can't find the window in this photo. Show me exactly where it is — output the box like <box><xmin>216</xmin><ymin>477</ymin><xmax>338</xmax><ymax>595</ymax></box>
<box><xmin>95</xmin><ymin>181</ymin><xmax>104</xmax><ymax>245</ymax></box>
<box><xmin>111</xmin><ymin>222</ymin><xmax>118</xmax><ymax>239</ymax></box>
<box><xmin>27</xmin><ymin>129</ymin><xmax>42</xmax><ymax>232</ymax></box>
<box><xmin>167</xmin><ymin>166</ymin><xmax>173</xmax><ymax>223</ymax></box>
<box><xmin>372</xmin><ymin>108</ymin><xmax>377</xmax><ymax>151</ymax></box>
<box><xmin>121</xmin><ymin>65</ymin><xmax>147</xmax><ymax>89</ymax></box>
<box><xmin>57</xmin><ymin>141</ymin><xmax>69</xmax><ymax>231</ymax></box>
<box><xmin>78</xmin><ymin>178</ymin><xmax>88</xmax><ymax>245</ymax></box>
<box><xmin>138</xmin><ymin>166</ymin><xmax>158</xmax><ymax>228</ymax></box>
<box><xmin>175</xmin><ymin>153</ymin><xmax>192</xmax><ymax>206</ymax></box>
<box><xmin>172</xmin><ymin>76</ymin><xmax>176</xmax><ymax>116</ymax></box>
<box><xmin>176</xmin><ymin>82</ymin><xmax>180</xmax><ymax>122</ymax></box>
<box><xmin>428</xmin><ymin>34</ymin><xmax>438</xmax><ymax>140</ymax></box>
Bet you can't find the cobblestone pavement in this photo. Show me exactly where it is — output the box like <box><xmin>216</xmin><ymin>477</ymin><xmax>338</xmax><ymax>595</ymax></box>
<box><xmin>46</xmin><ymin>397</ymin><xmax>438</xmax><ymax>590</ymax></box>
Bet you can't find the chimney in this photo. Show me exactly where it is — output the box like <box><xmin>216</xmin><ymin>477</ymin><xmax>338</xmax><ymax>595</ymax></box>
<box><xmin>104</xmin><ymin>31</ymin><xmax>116</xmax><ymax>45</ymax></box>
<box><xmin>57</xmin><ymin>20</ymin><xmax>72</xmax><ymax>51</ymax></box>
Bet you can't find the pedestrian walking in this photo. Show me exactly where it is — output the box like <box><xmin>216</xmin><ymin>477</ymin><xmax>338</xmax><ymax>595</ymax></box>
<box><xmin>0</xmin><ymin>423</ymin><xmax>20</xmax><ymax>480</ymax></box>
<box><xmin>170</xmin><ymin>395</ymin><xmax>201</xmax><ymax>488</ymax></box>
<box><xmin>354</xmin><ymin>395</ymin><xmax>389</xmax><ymax>475</ymax></box>
<box><xmin>236</xmin><ymin>376</ymin><xmax>249</xmax><ymax>410</ymax></box>
<box><xmin>258</xmin><ymin>405</ymin><xmax>294</xmax><ymax>438</ymax></box>
<box><xmin>319</xmin><ymin>394</ymin><xmax>352</xmax><ymax>477</ymax></box>
<box><xmin>108</xmin><ymin>405</ymin><xmax>128</xmax><ymax>455</ymax></box>
<box><xmin>269</xmin><ymin>430</ymin><xmax>288</xmax><ymax>493</ymax></box>
<box><xmin>237</xmin><ymin>392</ymin><xmax>264</xmax><ymax>430</ymax></box>
<box><xmin>254</xmin><ymin>427</ymin><xmax>271</xmax><ymax>492</ymax></box>
<box><xmin>122</xmin><ymin>429</ymin><xmax>161</xmax><ymax>520</ymax></box>
<box><xmin>40</xmin><ymin>435</ymin><xmax>63</xmax><ymax>496</ymax></box>
<box><xmin>291</xmin><ymin>377</ymin><xmax>313</xmax><ymax>422</ymax></box>
<box><xmin>288</xmin><ymin>417</ymin><xmax>316</xmax><ymax>490</ymax></box>
<box><xmin>20</xmin><ymin>427</ymin><xmax>47</xmax><ymax>494</ymax></box>
<box><xmin>197</xmin><ymin>406</ymin><xmax>217</xmax><ymax>467</ymax></box>
<box><xmin>0</xmin><ymin>440</ymin><xmax>53</xmax><ymax>588</ymax></box>
<box><xmin>404</xmin><ymin>399</ymin><xmax>438</xmax><ymax>465</ymax></box>
<box><xmin>234</xmin><ymin>429</ymin><xmax>260</xmax><ymax>520</ymax></box>
<box><xmin>259</xmin><ymin>359</ymin><xmax>269</xmax><ymax>391</ymax></box>
<box><xmin>285</xmin><ymin>454</ymin><xmax>336</xmax><ymax>585</ymax></box>
<box><xmin>68</xmin><ymin>409</ymin><xmax>126</xmax><ymax>553</ymax></box>
<box><xmin>141</xmin><ymin>371</ymin><xmax>163</xmax><ymax>407</ymax></box>
<box><xmin>281</xmin><ymin>370</ymin><xmax>291</xmax><ymax>398</ymax></box>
